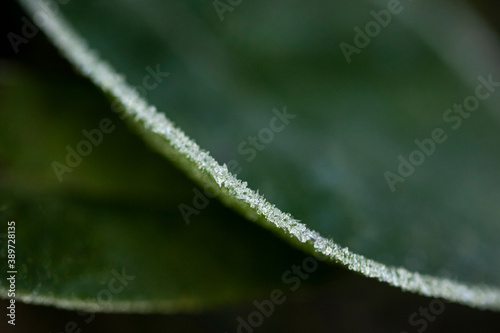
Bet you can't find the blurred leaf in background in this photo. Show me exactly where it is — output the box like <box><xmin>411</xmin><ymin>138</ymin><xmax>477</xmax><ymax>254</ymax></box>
<box><xmin>1</xmin><ymin>0</ymin><xmax>500</xmax><ymax>332</ymax></box>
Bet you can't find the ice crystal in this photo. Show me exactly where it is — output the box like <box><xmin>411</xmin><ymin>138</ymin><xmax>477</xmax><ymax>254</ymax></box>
<box><xmin>18</xmin><ymin>0</ymin><xmax>500</xmax><ymax>311</ymax></box>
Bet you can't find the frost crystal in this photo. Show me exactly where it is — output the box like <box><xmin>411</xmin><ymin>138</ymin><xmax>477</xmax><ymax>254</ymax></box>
<box><xmin>18</xmin><ymin>0</ymin><xmax>500</xmax><ymax>311</ymax></box>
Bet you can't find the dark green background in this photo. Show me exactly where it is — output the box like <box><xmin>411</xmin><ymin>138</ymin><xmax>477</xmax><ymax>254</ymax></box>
<box><xmin>1</xmin><ymin>0</ymin><xmax>500</xmax><ymax>332</ymax></box>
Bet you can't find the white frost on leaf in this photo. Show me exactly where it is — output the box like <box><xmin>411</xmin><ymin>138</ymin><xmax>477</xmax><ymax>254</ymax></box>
<box><xmin>19</xmin><ymin>0</ymin><xmax>500</xmax><ymax>311</ymax></box>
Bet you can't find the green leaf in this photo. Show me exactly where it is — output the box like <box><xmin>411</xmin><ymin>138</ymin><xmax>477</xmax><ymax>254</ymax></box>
<box><xmin>9</xmin><ymin>0</ymin><xmax>500</xmax><ymax>310</ymax></box>
<box><xmin>0</xmin><ymin>66</ymin><xmax>333</xmax><ymax>312</ymax></box>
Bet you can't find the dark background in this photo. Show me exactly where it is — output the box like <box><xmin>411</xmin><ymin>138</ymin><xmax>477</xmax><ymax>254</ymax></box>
<box><xmin>1</xmin><ymin>0</ymin><xmax>500</xmax><ymax>332</ymax></box>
